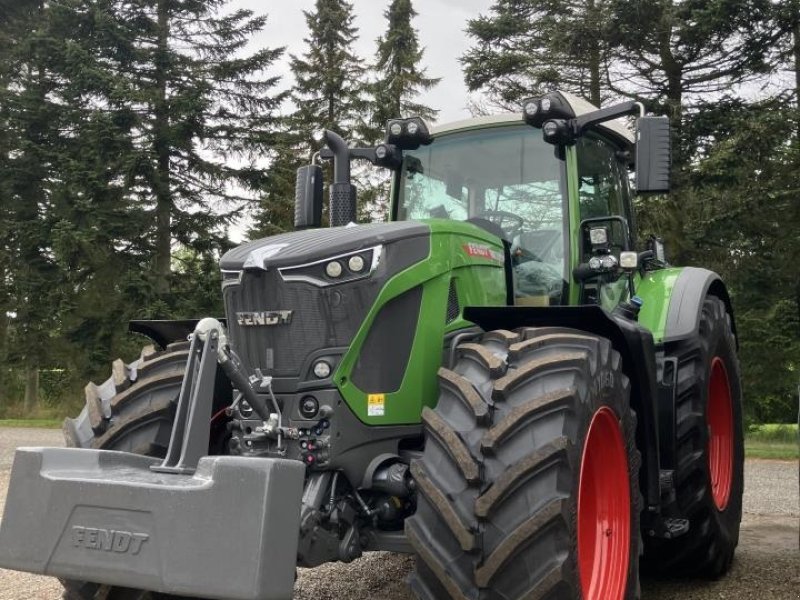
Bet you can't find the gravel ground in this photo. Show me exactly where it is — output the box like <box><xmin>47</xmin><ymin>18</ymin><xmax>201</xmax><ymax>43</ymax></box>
<box><xmin>0</xmin><ymin>427</ymin><xmax>797</xmax><ymax>600</ymax></box>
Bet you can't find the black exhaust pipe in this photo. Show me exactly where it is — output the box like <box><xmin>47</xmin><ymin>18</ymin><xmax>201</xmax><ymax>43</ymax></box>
<box><xmin>323</xmin><ymin>130</ymin><xmax>357</xmax><ymax>227</ymax></box>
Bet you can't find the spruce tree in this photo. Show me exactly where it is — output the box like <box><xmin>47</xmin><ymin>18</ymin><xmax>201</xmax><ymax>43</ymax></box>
<box><xmin>0</xmin><ymin>0</ymin><xmax>77</xmax><ymax>408</ymax></box>
<box><xmin>290</xmin><ymin>0</ymin><xmax>368</xmax><ymax>152</ymax></box>
<box><xmin>369</xmin><ymin>0</ymin><xmax>440</xmax><ymax>139</ymax></box>
<box><xmin>250</xmin><ymin>133</ymin><xmax>305</xmax><ymax>238</ymax></box>
<box><xmin>607</xmin><ymin>0</ymin><xmax>778</xmax><ymax>162</ymax></box>
<box><xmin>462</xmin><ymin>0</ymin><xmax>613</xmax><ymax>109</ymax></box>
<box><xmin>88</xmin><ymin>0</ymin><xmax>287</xmax><ymax>299</ymax></box>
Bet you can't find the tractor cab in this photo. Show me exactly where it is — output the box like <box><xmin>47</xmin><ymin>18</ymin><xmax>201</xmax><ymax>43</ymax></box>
<box><xmin>304</xmin><ymin>90</ymin><xmax>671</xmax><ymax>313</ymax></box>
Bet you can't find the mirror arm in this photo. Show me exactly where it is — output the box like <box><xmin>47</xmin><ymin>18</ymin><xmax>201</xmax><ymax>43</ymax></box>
<box><xmin>573</xmin><ymin>101</ymin><xmax>643</xmax><ymax>136</ymax></box>
<box><xmin>320</xmin><ymin>146</ymin><xmax>402</xmax><ymax>170</ymax></box>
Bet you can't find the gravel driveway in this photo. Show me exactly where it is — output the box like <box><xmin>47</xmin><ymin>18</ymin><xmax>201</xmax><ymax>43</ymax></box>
<box><xmin>0</xmin><ymin>427</ymin><xmax>797</xmax><ymax>599</ymax></box>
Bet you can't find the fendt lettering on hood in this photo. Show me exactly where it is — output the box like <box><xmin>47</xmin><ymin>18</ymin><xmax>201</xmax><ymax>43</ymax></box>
<box><xmin>236</xmin><ymin>311</ymin><xmax>294</xmax><ymax>327</ymax></box>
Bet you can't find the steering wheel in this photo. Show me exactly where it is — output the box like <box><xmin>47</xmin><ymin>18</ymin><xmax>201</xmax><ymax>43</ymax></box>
<box><xmin>477</xmin><ymin>210</ymin><xmax>525</xmax><ymax>240</ymax></box>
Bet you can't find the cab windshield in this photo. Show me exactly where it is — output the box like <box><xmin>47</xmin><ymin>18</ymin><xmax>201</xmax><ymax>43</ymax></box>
<box><xmin>396</xmin><ymin>124</ymin><xmax>568</xmax><ymax>305</ymax></box>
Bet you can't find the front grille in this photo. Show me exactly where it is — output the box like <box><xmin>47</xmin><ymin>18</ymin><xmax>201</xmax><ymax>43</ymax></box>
<box><xmin>224</xmin><ymin>269</ymin><xmax>381</xmax><ymax>378</ymax></box>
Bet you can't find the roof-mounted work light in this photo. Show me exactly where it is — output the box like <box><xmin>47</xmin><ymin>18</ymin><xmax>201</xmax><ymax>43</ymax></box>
<box><xmin>385</xmin><ymin>117</ymin><xmax>432</xmax><ymax>150</ymax></box>
<box><xmin>521</xmin><ymin>92</ymin><xmax>576</xmax><ymax>128</ymax></box>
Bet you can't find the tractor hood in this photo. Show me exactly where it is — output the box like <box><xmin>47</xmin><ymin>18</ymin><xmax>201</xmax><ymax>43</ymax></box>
<box><xmin>220</xmin><ymin>221</ymin><xmax>430</xmax><ymax>271</ymax></box>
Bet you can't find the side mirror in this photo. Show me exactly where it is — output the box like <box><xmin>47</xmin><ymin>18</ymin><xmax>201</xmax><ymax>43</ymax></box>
<box><xmin>635</xmin><ymin>116</ymin><xmax>671</xmax><ymax>193</ymax></box>
<box><xmin>294</xmin><ymin>165</ymin><xmax>323</xmax><ymax>230</ymax></box>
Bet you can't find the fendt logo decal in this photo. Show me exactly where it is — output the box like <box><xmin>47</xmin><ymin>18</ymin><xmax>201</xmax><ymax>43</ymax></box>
<box><xmin>463</xmin><ymin>243</ymin><xmax>503</xmax><ymax>263</ymax></box>
<box><xmin>71</xmin><ymin>526</ymin><xmax>149</xmax><ymax>556</ymax></box>
<box><xmin>236</xmin><ymin>310</ymin><xmax>294</xmax><ymax>327</ymax></box>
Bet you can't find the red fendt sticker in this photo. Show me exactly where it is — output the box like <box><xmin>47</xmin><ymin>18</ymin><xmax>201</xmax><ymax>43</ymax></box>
<box><xmin>463</xmin><ymin>243</ymin><xmax>504</xmax><ymax>263</ymax></box>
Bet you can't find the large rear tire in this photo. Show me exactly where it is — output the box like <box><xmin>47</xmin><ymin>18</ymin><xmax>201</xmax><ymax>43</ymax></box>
<box><xmin>61</xmin><ymin>342</ymin><xmax>204</xmax><ymax>600</ymax></box>
<box><xmin>642</xmin><ymin>296</ymin><xmax>744</xmax><ymax>577</ymax></box>
<box><xmin>407</xmin><ymin>327</ymin><xmax>642</xmax><ymax>600</ymax></box>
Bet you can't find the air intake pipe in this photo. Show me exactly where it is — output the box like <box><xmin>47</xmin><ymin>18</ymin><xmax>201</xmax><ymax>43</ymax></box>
<box><xmin>323</xmin><ymin>130</ymin><xmax>357</xmax><ymax>227</ymax></box>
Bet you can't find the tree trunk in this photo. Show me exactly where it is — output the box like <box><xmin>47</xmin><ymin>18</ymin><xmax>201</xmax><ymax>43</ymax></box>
<box><xmin>154</xmin><ymin>0</ymin><xmax>171</xmax><ymax>296</ymax></box>
<box><xmin>587</xmin><ymin>0</ymin><xmax>602</xmax><ymax>107</ymax></box>
<box><xmin>23</xmin><ymin>362</ymin><xmax>39</xmax><ymax>414</ymax></box>
<box><xmin>793</xmin><ymin>16</ymin><xmax>799</xmax><ymax>143</ymax></box>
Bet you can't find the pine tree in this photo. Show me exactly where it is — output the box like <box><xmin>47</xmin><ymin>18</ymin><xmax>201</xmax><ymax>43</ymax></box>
<box><xmin>369</xmin><ymin>0</ymin><xmax>440</xmax><ymax>140</ymax></box>
<box><xmin>607</xmin><ymin>0</ymin><xmax>778</xmax><ymax>162</ymax></box>
<box><xmin>250</xmin><ymin>133</ymin><xmax>305</xmax><ymax>238</ymax></box>
<box><xmin>289</xmin><ymin>0</ymin><xmax>368</xmax><ymax>152</ymax></box>
<box><xmin>0</xmin><ymin>0</ymin><xmax>75</xmax><ymax>409</ymax></box>
<box><xmin>87</xmin><ymin>0</ymin><xmax>287</xmax><ymax>299</ymax></box>
<box><xmin>462</xmin><ymin>0</ymin><xmax>613</xmax><ymax>109</ymax></box>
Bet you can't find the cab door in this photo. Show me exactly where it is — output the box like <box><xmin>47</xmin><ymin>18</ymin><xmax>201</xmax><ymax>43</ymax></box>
<box><xmin>569</xmin><ymin>132</ymin><xmax>636</xmax><ymax>309</ymax></box>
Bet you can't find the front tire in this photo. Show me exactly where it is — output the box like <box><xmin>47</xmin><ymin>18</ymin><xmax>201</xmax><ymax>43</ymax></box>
<box><xmin>643</xmin><ymin>296</ymin><xmax>744</xmax><ymax>577</ymax></box>
<box><xmin>407</xmin><ymin>327</ymin><xmax>641</xmax><ymax>600</ymax></box>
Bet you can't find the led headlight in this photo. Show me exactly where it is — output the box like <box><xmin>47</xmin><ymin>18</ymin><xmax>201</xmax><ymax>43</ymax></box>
<box><xmin>543</xmin><ymin>121</ymin><xmax>559</xmax><ymax>138</ymax></box>
<box><xmin>589</xmin><ymin>227</ymin><xmax>609</xmax><ymax>246</ymax></box>
<box><xmin>348</xmin><ymin>255</ymin><xmax>366</xmax><ymax>272</ymax></box>
<box><xmin>313</xmin><ymin>361</ymin><xmax>331</xmax><ymax>379</ymax></box>
<box><xmin>620</xmin><ymin>251</ymin><xmax>638</xmax><ymax>269</ymax></box>
<box><xmin>601</xmin><ymin>254</ymin><xmax>618</xmax><ymax>269</ymax></box>
<box><xmin>325</xmin><ymin>261</ymin><xmax>343</xmax><ymax>278</ymax></box>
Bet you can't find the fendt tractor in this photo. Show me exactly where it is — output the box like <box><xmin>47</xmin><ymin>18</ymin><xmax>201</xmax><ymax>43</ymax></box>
<box><xmin>0</xmin><ymin>91</ymin><xmax>744</xmax><ymax>600</ymax></box>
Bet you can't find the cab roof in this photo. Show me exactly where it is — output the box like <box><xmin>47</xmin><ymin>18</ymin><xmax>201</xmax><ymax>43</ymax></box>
<box><xmin>430</xmin><ymin>91</ymin><xmax>635</xmax><ymax>146</ymax></box>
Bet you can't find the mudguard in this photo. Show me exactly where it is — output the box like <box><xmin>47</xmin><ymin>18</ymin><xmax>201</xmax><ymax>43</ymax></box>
<box><xmin>662</xmin><ymin>267</ymin><xmax>736</xmax><ymax>344</ymax></box>
<box><xmin>0</xmin><ymin>448</ymin><xmax>304</xmax><ymax>600</ymax></box>
<box><xmin>637</xmin><ymin>267</ymin><xmax>736</xmax><ymax>345</ymax></box>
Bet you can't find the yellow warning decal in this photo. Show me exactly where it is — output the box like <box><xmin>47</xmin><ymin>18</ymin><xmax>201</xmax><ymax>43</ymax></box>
<box><xmin>367</xmin><ymin>394</ymin><xmax>385</xmax><ymax>417</ymax></box>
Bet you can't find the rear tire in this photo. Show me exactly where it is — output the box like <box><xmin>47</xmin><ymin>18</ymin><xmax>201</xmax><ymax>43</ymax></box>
<box><xmin>407</xmin><ymin>327</ymin><xmax>641</xmax><ymax>600</ymax></box>
<box><xmin>642</xmin><ymin>296</ymin><xmax>744</xmax><ymax>578</ymax></box>
<box><xmin>61</xmin><ymin>342</ymin><xmax>206</xmax><ymax>600</ymax></box>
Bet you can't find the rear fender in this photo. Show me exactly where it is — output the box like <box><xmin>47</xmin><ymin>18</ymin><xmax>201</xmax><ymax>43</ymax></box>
<box><xmin>636</xmin><ymin>267</ymin><xmax>736</xmax><ymax>346</ymax></box>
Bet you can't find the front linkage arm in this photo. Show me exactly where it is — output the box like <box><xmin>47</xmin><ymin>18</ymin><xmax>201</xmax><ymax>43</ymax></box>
<box><xmin>152</xmin><ymin>318</ymin><xmax>291</xmax><ymax>474</ymax></box>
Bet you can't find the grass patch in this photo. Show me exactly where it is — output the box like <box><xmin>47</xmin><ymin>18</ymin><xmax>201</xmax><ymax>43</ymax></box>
<box><xmin>0</xmin><ymin>418</ymin><xmax>63</xmax><ymax>429</ymax></box>
<box><xmin>745</xmin><ymin>424</ymin><xmax>798</xmax><ymax>459</ymax></box>
<box><xmin>745</xmin><ymin>440</ymin><xmax>798</xmax><ymax>460</ymax></box>
<box><xmin>746</xmin><ymin>422</ymin><xmax>798</xmax><ymax>442</ymax></box>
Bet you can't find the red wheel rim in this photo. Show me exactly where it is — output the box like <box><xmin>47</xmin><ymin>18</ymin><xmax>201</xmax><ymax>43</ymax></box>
<box><xmin>707</xmin><ymin>357</ymin><xmax>734</xmax><ymax>511</ymax></box>
<box><xmin>577</xmin><ymin>406</ymin><xmax>631</xmax><ymax>600</ymax></box>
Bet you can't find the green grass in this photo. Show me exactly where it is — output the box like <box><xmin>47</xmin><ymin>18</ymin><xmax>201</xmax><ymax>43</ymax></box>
<box><xmin>0</xmin><ymin>417</ymin><xmax>797</xmax><ymax>458</ymax></box>
<box><xmin>745</xmin><ymin>423</ymin><xmax>798</xmax><ymax>459</ymax></box>
<box><xmin>0</xmin><ymin>418</ymin><xmax>63</xmax><ymax>429</ymax></box>
<box><xmin>745</xmin><ymin>440</ymin><xmax>798</xmax><ymax>460</ymax></box>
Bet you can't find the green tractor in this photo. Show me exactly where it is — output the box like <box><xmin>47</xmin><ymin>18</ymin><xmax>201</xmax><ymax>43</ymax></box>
<box><xmin>0</xmin><ymin>91</ymin><xmax>743</xmax><ymax>600</ymax></box>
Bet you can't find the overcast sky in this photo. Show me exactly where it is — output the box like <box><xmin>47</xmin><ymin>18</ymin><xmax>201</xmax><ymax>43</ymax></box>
<box><xmin>232</xmin><ymin>0</ymin><xmax>494</xmax><ymax>124</ymax></box>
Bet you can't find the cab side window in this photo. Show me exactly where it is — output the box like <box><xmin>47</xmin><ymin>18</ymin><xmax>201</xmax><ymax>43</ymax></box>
<box><xmin>575</xmin><ymin>134</ymin><xmax>633</xmax><ymax>252</ymax></box>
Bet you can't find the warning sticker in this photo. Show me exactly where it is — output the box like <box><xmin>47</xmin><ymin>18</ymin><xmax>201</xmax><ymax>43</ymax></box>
<box><xmin>367</xmin><ymin>394</ymin><xmax>386</xmax><ymax>417</ymax></box>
